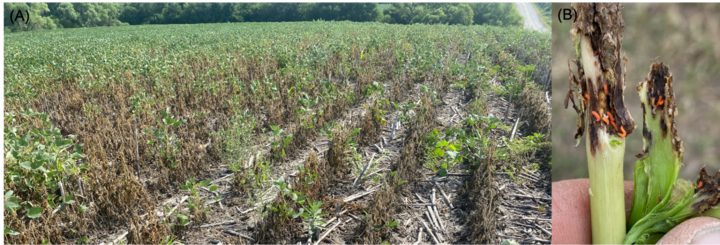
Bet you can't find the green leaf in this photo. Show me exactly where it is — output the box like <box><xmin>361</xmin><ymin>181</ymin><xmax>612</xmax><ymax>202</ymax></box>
<box><xmin>200</xmin><ymin>179</ymin><xmax>211</xmax><ymax>187</ymax></box>
<box><xmin>19</xmin><ymin>161</ymin><xmax>32</xmax><ymax>170</ymax></box>
<box><xmin>388</xmin><ymin>218</ymin><xmax>398</xmax><ymax>227</ymax></box>
<box><xmin>4</xmin><ymin>228</ymin><xmax>19</xmax><ymax>235</ymax></box>
<box><xmin>64</xmin><ymin>194</ymin><xmax>75</xmax><ymax>204</ymax></box>
<box><xmin>54</xmin><ymin>138</ymin><xmax>72</xmax><ymax>147</ymax></box>
<box><xmin>446</xmin><ymin>151</ymin><xmax>459</xmax><ymax>160</ymax></box>
<box><xmin>433</xmin><ymin>148</ymin><xmax>445</xmax><ymax>157</ymax></box>
<box><xmin>209</xmin><ymin>185</ymin><xmax>218</xmax><ymax>192</ymax></box>
<box><xmin>31</xmin><ymin>160</ymin><xmax>44</xmax><ymax>169</ymax></box>
<box><xmin>398</xmin><ymin>180</ymin><xmax>406</xmax><ymax>185</ymax></box>
<box><xmin>296</xmin><ymin>194</ymin><xmax>306</xmax><ymax>204</ymax></box>
<box><xmin>5</xmin><ymin>199</ymin><xmax>20</xmax><ymax>209</ymax></box>
<box><xmin>436</xmin><ymin>140</ymin><xmax>449</xmax><ymax>147</ymax></box>
<box><xmin>5</xmin><ymin>191</ymin><xmax>14</xmax><ymax>200</ymax></box>
<box><xmin>500</xmin><ymin>239</ymin><xmax>519</xmax><ymax>245</ymax></box>
<box><xmin>27</xmin><ymin>206</ymin><xmax>43</xmax><ymax>218</ymax></box>
<box><xmin>438</xmin><ymin>168</ymin><xmax>448</xmax><ymax>177</ymax></box>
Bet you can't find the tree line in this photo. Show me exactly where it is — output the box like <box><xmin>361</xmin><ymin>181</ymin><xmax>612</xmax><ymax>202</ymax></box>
<box><xmin>4</xmin><ymin>3</ymin><xmax>524</xmax><ymax>32</ymax></box>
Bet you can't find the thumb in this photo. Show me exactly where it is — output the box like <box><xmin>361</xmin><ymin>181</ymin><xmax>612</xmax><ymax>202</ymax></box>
<box><xmin>657</xmin><ymin>217</ymin><xmax>720</xmax><ymax>244</ymax></box>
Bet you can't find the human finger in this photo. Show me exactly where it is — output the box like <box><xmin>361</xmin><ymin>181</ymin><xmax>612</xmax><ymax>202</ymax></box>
<box><xmin>657</xmin><ymin>216</ymin><xmax>720</xmax><ymax>245</ymax></box>
<box><xmin>551</xmin><ymin>179</ymin><xmax>634</xmax><ymax>244</ymax></box>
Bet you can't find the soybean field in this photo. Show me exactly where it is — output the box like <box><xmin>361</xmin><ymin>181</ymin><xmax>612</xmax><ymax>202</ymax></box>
<box><xmin>4</xmin><ymin>21</ymin><xmax>551</xmax><ymax>244</ymax></box>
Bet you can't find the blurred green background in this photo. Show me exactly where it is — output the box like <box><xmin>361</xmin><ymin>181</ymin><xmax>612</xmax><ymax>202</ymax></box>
<box><xmin>552</xmin><ymin>3</ymin><xmax>720</xmax><ymax>181</ymax></box>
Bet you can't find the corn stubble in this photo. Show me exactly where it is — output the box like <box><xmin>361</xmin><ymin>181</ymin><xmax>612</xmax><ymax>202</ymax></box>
<box><xmin>566</xmin><ymin>3</ymin><xmax>720</xmax><ymax>244</ymax></box>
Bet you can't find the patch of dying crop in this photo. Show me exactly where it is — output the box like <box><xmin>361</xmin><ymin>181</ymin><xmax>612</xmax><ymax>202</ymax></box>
<box><xmin>458</xmin><ymin>144</ymin><xmax>499</xmax><ymax>243</ymax></box>
<box><xmin>518</xmin><ymin>82</ymin><xmax>551</xmax><ymax>136</ymax></box>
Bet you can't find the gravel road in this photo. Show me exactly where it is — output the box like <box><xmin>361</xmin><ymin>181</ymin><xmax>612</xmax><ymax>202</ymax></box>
<box><xmin>515</xmin><ymin>2</ymin><xmax>549</xmax><ymax>33</ymax></box>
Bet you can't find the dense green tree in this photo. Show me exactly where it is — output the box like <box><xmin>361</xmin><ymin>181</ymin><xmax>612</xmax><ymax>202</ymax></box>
<box><xmin>382</xmin><ymin>3</ymin><xmax>414</xmax><ymax>24</ymax></box>
<box><xmin>3</xmin><ymin>1</ymin><xmax>15</xmax><ymax>29</ymax></box>
<box><xmin>421</xmin><ymin>8</ymin><xmax>446</xmax><ymax>24</ymax></box>
<box><xmin>160</xmin><ymin>3</ymin><xmax>183</xmax><ymax>24</ymax></box>
<box><xmin>445</xmin><ymin>4</ymin><xmax>474</xmax><ymax>25</ymax></box>
<box><xmin>382</xmin><ymin>3</ymin><xmax>485</xmax><ymax>26</ymax></box>
<box><xmin>302</xmin><ymin>3</ymin><xmax>380</xmax><ymax>22</ymax></box>
<box><xmin>469</xmin><ymin>3</ymin><xmax>523</xmax><ymax>27</ymax></box>
<box><xmin>5</xmin><ymin>3</ymin><xmax>56</xmax><ymax>31</ymax></box>
<box><xmin>4</xmin><ymin>2</ymin><xmax>521</xmax><ymax>32</ymax></box>
<box><xmin>232</xmin><ymin>3</ymin><xmax>303</xmax><ymax>22</ymax></box>
<box><xmin>54</xmin><ymin>2</ymin><xmax>79</xmax><ymax>28</ymax></box>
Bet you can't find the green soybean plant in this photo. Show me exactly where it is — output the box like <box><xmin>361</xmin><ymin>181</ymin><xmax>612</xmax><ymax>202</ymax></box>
<box><xmin>180</xmin><ymin>178</ymin><xmax>219</xmax><ymax>219</ymax></box>
<box><xmin>269</xmin><ymin>125</ymin><xmax>293</xmax><ymax>159</ymax></box>
<box><xmin>159</xmin><ymin>235</ymin><xmax>184</xmax><ymax>245</ymax></box>
<box><xmin>424</xmin><ymin>129</ymin><xmax>462</xmax><ymax>176</ymax></box>
<box><xmin>299</xmin><ymin>201</ymin><xmax>328</xmax><ymax>239</ymax></box>
<box><xmin>162</xmin><ymin>203</ymin><xmax>190</xmax><ymax>235</ymax></box>
<box><xmin>4</xmin><ymin>109</ymin><xmax>85</xmax><ymax>222</ymax></box>
<box><xmin>144</xmin><ymin>108</ymin><xmax>185</xmax><ymax>168</ymax></box>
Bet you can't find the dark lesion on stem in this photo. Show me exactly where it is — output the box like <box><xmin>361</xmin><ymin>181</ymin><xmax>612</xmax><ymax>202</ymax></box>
<box><xmin>693</xmin><ymin>167</ymin><xmax>720</xmax><ymax>213</ymax></box>
<box><xmin>637</xmin><ymin>62</ymin><xmax>683</xmax><ymax>156</ymax></box>
<box><xmin>565</xmin><ymin>3</ymin><xmax>635</xmax><ymax>155</ymax></box>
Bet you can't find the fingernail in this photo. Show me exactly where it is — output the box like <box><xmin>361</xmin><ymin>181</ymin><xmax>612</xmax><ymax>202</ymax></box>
<box><xmin>694</xmin><ymin>227</ymin><xmax>720</xmax><ymax>244</ymax></box>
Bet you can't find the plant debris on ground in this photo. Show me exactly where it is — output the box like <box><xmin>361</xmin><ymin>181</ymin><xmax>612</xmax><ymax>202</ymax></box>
<box><xmin>4</xmin><ymin>21</ymin><xmax>550</xmax><ymax>244</ymax></box>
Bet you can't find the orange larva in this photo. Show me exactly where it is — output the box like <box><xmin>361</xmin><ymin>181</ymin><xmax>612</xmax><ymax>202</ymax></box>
<box><xmin>618</xmin><ymin>126</ymin><xmax>627</xmax><ymax>137</ymax></box>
